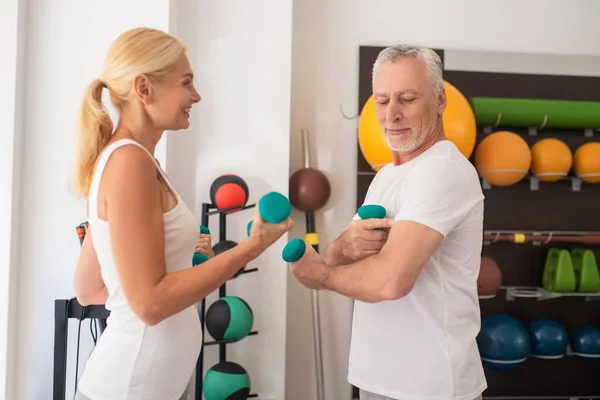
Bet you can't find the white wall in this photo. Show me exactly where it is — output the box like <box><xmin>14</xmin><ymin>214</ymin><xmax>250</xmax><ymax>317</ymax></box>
<box><xmin>7</xmin><ymin>0</ymin><xmax>293</xmax><ymax>398</ymax></box>
<box><xmin>0</xmin><ymin>0</ymin><xmax>27</xmax><ymax>398</ymax></box>
<box><xmin>13</xmin><ymin>1</ymin><xmax>173</xmax><ymax>399</ymax></box>
<box><xmin>286</xmin><ymin>1</ymin><xmax>600</xmax><ymax>399</ymax></box>
<box><xmin>173</xmin><ymin>1</ymin><xmax>293</xmax><ymax>399</ymax></box>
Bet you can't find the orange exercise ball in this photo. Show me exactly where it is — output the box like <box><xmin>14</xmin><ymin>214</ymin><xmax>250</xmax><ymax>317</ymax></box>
<box><xmin>358</xmin><ymin>95</ymin><xmax>391</xmax><ymax>172</ymax></box>
<box><xmin>530</xmin><ymin>138</ymin><xmax>573</xmax><ymax>182</ymax></box>
<box><xmin>443</xmin><ymin>81</ymin><xmax>477</xmax><ymax>159</ymax></box>
<box><xmin>474</xmin><ymin>131</ymin><xmax>531</xmax><ymax>186</ymax></box>
<box><xmin>357</xmin><ymin>81</ymin><xmax>477</xmax><ymax>171</ymax></box>
<box><xmin>478</xmin><ymin>255</ymin><xmax>502</xmax><ymax>298</ymax></box>
<box><xmin>573</xmin><ymin>142</ymin><xmax>600</xmax><ymax>183</ymax></box>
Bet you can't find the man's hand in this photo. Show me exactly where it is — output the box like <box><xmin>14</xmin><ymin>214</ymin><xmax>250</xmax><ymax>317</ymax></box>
<box><xmin>289</xmin><ymin>244</ymin><xmax>329</xmax><ymax>290</ymax></box>
<box><xmin>339</xmin><ymin>217</ymin><xmax>394</xmax><ymax>262</ymax></box>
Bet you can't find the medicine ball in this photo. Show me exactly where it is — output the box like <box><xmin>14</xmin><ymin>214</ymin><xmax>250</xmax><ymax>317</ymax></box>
<box><xmin>530</xmin><ymin>138</ymin><xmax>573</xmax><ymax>182</ymax></box>
<box><xmin>203</xmin><ymin>361</ymin><xmax>250</xmax><ymax>400</ymax></box>
<box><xmin>478</xmin><ymin>256</ymin><xmax>502</xmax><ymax>298</ymax></box>
<box><xmin>477</xmin><ymin>314</ymin><xmax>530</xmax><ymax>371</ymax></box>
<box><xmin>570</xmin><ymin>326</ymin><xmax>600</xmax><ymax>358</ymax></box>
<box><xmin>528</xmin><ymin>318</ymin><xmax>568</xmax><ymax>359</ymax></box>
<box><xmin>210</xmin><ymin>174</ymin><xmax>249</xmax><ymax>213</ymax></box>
<box><xmin>206</xmin><ymin>296</ymin><xmax>254</xmax><ymax>342</ymax></box>
<box><xmin>212</xmin><ymin>240</ymin><xmax>246</xmax><ymax>278</ymax></box>
<box><xmin>573</xmin><ymin>142</ymin><xmax>600</xmax><ymax>184</ymax></box>
<box><xmin>474</xmin><ymin>131</ymin><xmax>531</xmax><ymax>186</ymax></box>
<box><xmin>289</xmin><ymin>167</ymin><xmax>331</xmax><ymax>212</ymax></box>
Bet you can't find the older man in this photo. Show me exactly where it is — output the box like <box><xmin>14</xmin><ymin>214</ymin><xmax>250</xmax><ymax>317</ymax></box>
<box><xmin>289</xmin><ymin>45</ymin><xmax>486</xmax><ymax>400</ymax></box>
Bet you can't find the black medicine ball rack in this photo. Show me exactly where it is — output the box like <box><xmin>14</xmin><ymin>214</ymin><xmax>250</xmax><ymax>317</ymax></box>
<box><xmin>195</xmin><ymin>201</ymin><xmax>260</xmax><ymax>400</ymax></box>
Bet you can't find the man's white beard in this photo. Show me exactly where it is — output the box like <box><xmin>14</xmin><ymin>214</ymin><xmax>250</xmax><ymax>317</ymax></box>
<box><xmin>385</xmin><ymin>134</ymin><xmax>423</xmax><ymax>153</ymax></box>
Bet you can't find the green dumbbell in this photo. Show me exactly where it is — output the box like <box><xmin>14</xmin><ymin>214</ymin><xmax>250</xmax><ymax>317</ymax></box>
<box><xmin>192</xmin><ymin>225</ymin><xmax>211</xmax><ymax>266</ymax></box>
<box><xmin>282</xmin><ymin>204</ymin><xmax>388</xmax><ymax>263</ymax></box>
<box><xmin>282</xmin><ymin>238</ymin><xmax>307</xmax><ymax>262</ymax></box>
<box><xmin>358</xmin><ymin>204</ymin><xmax>387</xmax><ymax>220</ymax></box>
<box><xmin>246</xmin><ymin>191</ymin><xmax>292</xmax><ymax>236</ymax></box>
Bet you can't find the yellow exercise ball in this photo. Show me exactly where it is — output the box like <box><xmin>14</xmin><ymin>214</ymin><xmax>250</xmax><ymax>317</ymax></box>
<box><xmin>474</xmin><ymin>131</ymin><xmax>531</xmax><ymax>186</ymax></box>
<box><xmin>573</xmin><ymin>142</ymin><xmax>600</xmax><ymax>183</ymax></box>
<box><xmin>358</xmin><ymin>81</ymin><xmax>477</xmax><ymax>171</ymax></box>
<box><xmin>443</xmin><ymin>81</ymin><xmax>477</xmax><ymax>159</ymax></box>
<box><xmin>530</xmin><ymin>138</ymin><xmax>573</xmax><ymax>182</ymax></box>
<box><xmin>358</xmin><ymin>95</ymin><xmax>391</xmax><ymax>171</ymax></box>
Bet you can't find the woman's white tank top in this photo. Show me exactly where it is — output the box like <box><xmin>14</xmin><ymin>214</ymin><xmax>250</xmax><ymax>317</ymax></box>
<box><xmin>77</xmin><ymin>139</ymin><xmax>203</xmax><ymax>400</ymax></box>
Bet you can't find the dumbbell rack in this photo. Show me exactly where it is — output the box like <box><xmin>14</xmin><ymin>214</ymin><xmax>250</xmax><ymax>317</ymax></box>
<box><xmin>195</xmin><ymin>201</ymin><xmax>260</xmax><ymax>400</ymax></box>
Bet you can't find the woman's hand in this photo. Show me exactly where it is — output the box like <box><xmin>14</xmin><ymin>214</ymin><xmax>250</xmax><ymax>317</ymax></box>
<box><xmin>74</xmin><ymin>227</ymin><xmax>109</xmax><ymax>306</ymax></box>
<box><xmin>247</xmin><ymin>205</ymin><xmax>294</xmax><ymax>258</ymax></box>
<box><xmin>195</xmin><ymin>233</ymin><xmax>214</xmax><ymax>259</ymax></box>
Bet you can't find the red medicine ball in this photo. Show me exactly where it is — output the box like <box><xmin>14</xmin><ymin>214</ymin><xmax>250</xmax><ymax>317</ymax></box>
<box><xmin>210</xmin><ymin>174</ymin><xmax>249</xmax><ymax>214</ymax></box>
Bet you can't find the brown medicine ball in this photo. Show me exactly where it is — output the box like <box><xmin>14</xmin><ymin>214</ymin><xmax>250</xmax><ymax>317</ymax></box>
<box><xmin>289</xmin><ymin>168</ymin><xmax>331</xmax><ymax>212</ymax></box>
<box><xmin>478</xmin><ymin>256</ymin><xmax>502</xmax><ymax>297</ymax></box>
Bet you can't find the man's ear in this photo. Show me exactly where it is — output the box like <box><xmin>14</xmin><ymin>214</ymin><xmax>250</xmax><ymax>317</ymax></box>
<box><xmin>132</xmin><ymin>74</ymin><xmax>154</xmax><ymax>106</ymax></box>
<box><xmin>437</xmin><ymin>86</ymin><xmax>447</xmax><ymax>114</ymax></box>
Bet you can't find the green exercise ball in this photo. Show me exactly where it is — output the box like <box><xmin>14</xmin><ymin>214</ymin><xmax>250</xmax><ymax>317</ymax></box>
<box><xmin>203</xmin><ymin>361</ymin><xmax>250</xmax><ymax>400</ymax></box>
<box><xmin>206</xmin><ymin>296</ymin><xmax>253</xmax><ymax>341</ymax></box>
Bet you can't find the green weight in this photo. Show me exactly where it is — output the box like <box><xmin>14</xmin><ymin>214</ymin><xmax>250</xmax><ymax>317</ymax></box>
<box><xmin>571</xmin><ymin>249</ymin><xmax>600</xmax><ymax>293</ymax></box>
<box><xmin>193</xmin><ymin>225</ymin><xmax>211</xmax><ymax>266</ymax></box>
<box><xmin>246</xmin><ymin>192</ymin><xmax>291</xmax><ymax>237</ymax></box>
<box><xmin>193</xmin><ymin>253</ymin><xmax>208</xmax><ymax>266</ymax></box>
<box><xmin>258</xmin><ymin>192</ymin><xmax>291</xmax><ymax>224</ymax></box>
<box><xmin>542</xmin><ymin>248</ymin><xmax>576</xmax><ymax>293</ymax></box>
<box><xmin>221</xmin><ymin>297</ymin><xmax>253</xmax><ymax>341</ymax></box>
<box><xmin>282</xmin><ymin>238</ymin><xmax>306</xmax><ymax>263</ymax></box>
<box><xmin>358</xmin><ymin>204</ymin><xmax>386</xmax><ymax>219</ymax></box>
<box><xmin>203</xmin><ymin>362</ymin><xmax>250</xmax><ymax>400</ymax></box>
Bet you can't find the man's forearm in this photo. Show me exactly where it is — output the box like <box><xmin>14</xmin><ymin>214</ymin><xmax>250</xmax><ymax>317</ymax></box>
<box><xmin>325</xmin><ymin>235</ymin><xmax>354</xmax><ymax>267</ymax></box>
<box><xmin>323</xmin><ymin>254</ymin><xmax>404</xmax><ymax>303</ymax></box>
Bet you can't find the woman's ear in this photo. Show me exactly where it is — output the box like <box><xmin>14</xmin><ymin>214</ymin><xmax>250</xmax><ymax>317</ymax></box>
<box><xmin>132</xmin><ymin>74</ymin><xmax>154</xmax><ymax>105</ymax></box>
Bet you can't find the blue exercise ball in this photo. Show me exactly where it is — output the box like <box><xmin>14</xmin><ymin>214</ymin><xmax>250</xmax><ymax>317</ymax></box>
<box><xmin>570</xmin><ymin>326</ymin><xmax>600</xmax><ymax>358</ymax></box>
<box><xmin>477</xmin><ymin>314</ymin><xmax>530</xmax><ymax>371</ymax></box>
<box><xmin>528</xmin><ymin>318</ymin><xmax>568</xmax><ymax>359</ymax></box>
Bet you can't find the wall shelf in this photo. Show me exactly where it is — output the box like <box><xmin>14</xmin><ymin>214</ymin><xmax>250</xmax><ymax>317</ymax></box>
<box><xmin>483</xmin><ymin>230</ymin><xmax>600</xmax><ymax>247</ymax></box>
<box><xmin>480</xmin><ymin>175</ymin><xmax>598</xmax><ymax>192</ymax></box>
<box><xmin>480</xmin><ymin>286</ymin><xmax>600</xmax><ymax>302</ymax></box>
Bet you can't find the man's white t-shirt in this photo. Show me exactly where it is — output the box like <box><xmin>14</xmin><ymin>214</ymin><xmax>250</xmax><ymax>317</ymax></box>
<box><xmin>347</xmin><ymin>140</ymin><xmax>487</xmax><ymax>400</ymax></box>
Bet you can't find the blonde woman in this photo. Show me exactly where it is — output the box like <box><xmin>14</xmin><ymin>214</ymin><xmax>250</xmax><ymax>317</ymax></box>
<box><xmin>72</xmin><ymin>27</ymin><xmax>292</xmax><ymax>400</ymax></box>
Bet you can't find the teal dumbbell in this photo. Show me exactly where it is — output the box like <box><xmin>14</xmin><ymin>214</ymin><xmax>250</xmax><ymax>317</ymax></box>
<box><xmin>358</xmin><ymin>204</ymin><xmax>386</xmax><ymax>219</ymax></box>
<box><xmin>192</xmin><ymin>225</ymin><xmax>211</xmax><ymax>266</ymax></box>
<box><xmin>282</xmin><ymin>204</ymin><xmax>387</xmax><ymax>263</ymax></box>
<box><xmin>282</xmin><ymin>238</ymin><xmax>306</xmax><ymax>262</ymax></box>
<box><xmin>246</xmin><ymin>191</ymin><xmax>292</xmax><ymax>235</ymax></box>
<box><xmin>358</xmin><ymin>204</ymin><xmax>388</xmax><ymax>231</ymax></box>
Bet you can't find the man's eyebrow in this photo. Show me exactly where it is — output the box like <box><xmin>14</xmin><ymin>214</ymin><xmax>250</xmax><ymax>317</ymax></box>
<box><xmin>374</xmin><ymin>89</ymin><xmax>417</xmax><ymax>97</ymax></box>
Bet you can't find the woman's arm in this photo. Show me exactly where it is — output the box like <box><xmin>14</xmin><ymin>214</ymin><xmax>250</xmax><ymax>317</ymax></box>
<box><xmin>73</xmin><ymin>227</ymin><xmax>109</xmax><ymax>306</ymax></box>
<box><xmin>102</xmin><ymin>145</ymin><xmax>292</xmax><ymax>326</ymax></box>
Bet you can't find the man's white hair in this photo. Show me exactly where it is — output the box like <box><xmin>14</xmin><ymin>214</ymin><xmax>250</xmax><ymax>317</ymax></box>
<box><xmin>372</xmin><ymin>45</ymin><xmax>444</xmax><ymax>95</ymax></box>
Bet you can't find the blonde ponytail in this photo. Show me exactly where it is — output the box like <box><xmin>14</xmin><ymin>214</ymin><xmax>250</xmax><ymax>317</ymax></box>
<box><xmin>73</xmin><ymin>78</ymin><xmax>114</xmax><ymax>198</ymax></box>
<box><xmin>71</xmin><ymin>27</ymin><xmax>186</xmax><ymax>199</ymax></box>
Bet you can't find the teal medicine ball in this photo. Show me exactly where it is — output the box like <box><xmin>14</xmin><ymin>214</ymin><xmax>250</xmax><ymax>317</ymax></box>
<box><xmin>203</xmin><ymin>361</ymin><xmax>250</xmax><ymax>400</ymax></box>
<box><xmin>206</xmin><ymin>296</ymin><xmax>254</xmax><ymax>341</ymax></box>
